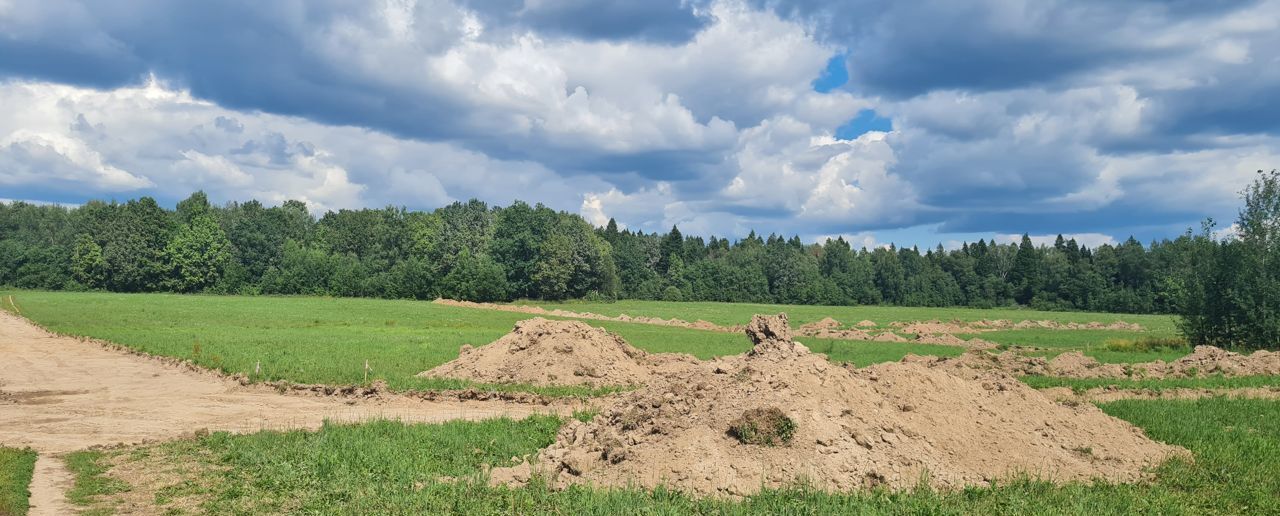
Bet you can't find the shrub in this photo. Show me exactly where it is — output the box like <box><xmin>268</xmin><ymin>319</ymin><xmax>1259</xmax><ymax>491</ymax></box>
<box><xmin>661</xmin><ymin>286</ymin><xmax>684</xmax><ymax>302</ymax></box>
<box><xmin>728</xmin><ymin>407</ymin><xmax>796</xmax><ymax>446</ymax></box>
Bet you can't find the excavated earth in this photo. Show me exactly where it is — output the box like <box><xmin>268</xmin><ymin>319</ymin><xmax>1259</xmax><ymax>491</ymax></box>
<box><xmin>489</xmin><ymin>314</ymin><xmax>1185</xmax><ymax>496</ymax></box>
<box><xmin>419</xmin><ymin>317</ymin><xmax>698</xmax><ymax>388</ymax></box>
<box><xmin>435</xmin><ymin>299</ymin><xmax>1144</xmax><ymax>347</ymax></box>
<box><xmin>911</xmin><ymin>346</ymin><xmax>1280</xmax><ymax>379</ymax></box>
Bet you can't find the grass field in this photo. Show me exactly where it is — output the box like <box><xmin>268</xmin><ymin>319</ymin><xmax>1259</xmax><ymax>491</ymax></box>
<box><xmin>514</xmin><ymin>299</ymin><xmax>1180</xmax><ymax>331</ymax></box>
<box><xmin>0</xmin><ymin>291</ymin><xmax>962</xmax><ymax>395</ymax></box>
<box><xmin>520</xmin><ymin>299</ymin><xmax>1187</xmax><ymax>363</ymax></box>
<box><xmin>64</xmin><ymin>398</ymin><xmax>1280</xmax><ymax>515</ymax></box>
<box><xmin>0</xmin><ymin>448</ymin><xmax>36</xmax><ymax>516</ymax></box>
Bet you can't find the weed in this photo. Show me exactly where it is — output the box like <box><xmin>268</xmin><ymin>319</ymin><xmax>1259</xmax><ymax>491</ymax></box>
<box><xmin>728</xmin><ymin>407</ymin><xmax>796</xmax><ymax>446</ymax></box>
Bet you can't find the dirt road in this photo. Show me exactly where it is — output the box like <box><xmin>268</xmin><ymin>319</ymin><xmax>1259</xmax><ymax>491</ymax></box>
<box><xmin>0</xmin><ymin>311</ymin><xmax>557</xmax><ymax>511</ymax></box>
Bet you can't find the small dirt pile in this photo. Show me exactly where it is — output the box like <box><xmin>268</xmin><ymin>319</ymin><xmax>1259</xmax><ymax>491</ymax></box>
<box><xmin>856</xmin><ymin>320</ymin><xmax>878</xmax><ymax>328</ymax></box>
<box><xmin>798</xmin><ymin>317</ymin><xmax>842</xmax><ymax>333</ymax></box>
<box><xmin>419</xmin><ymin>318</ymin><xmax>662</xmax><ymax>387</ymax></box>
<box><xmin>915</xmin><ymin>346</ymin><xmax>1280</xmax><ymax>379</ymax></box>
<box><xmin>492</xmin><ymin>315</ymin><xmax>1182</xmax><ymax>496</ymax></box>
<box><xmin>1046</xmin><ymin>347</ymin><xmax>1280</xmax><ymax>379</ymax></box>
<box><xmin>903</xmin><ymin>351</ymin><xmax>1048</xmax><ymax>376</ymax></box>
<box><xmin>1172</xmin><ymin>346</ymin><xmax>1280</xmax><ymax>376</ymax></box>
<box><xmin>901</xmin><ymin>321</ymin><xmax>980</xmax><ymax>335</ymax></box>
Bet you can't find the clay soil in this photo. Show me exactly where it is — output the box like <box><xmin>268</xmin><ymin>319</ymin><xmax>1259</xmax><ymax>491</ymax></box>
<box><xmin>489</xmin><ymin>314</ymin><xmax>1185</xmax><ymax>497</ymax></box>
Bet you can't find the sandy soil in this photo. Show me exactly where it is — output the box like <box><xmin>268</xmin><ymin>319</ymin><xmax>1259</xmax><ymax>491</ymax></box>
<box><xmin>490</xmin><ymin>314</ymin><xmax>1184</xmax><ymax>496</ymax></box>
<box><xmin>910</xmin><ymin>347</ymin><xmax>1280</xmax><ymax>379</ymax></box>
<box><xmin>26</xmin><ymin>455</ymin><xmax>74</xmax><ymax>516</ymax></box>
<box><xmin>437</xmin><ymin>299</ymin><xmax>1137</xmax><ymax>349</ymax></box>
<box><xmin>0</xmin><ymin>311</ymin><xmax>558</xmax><ymax>511</ymax></box>
<box><xmin>420</xmin><ymin>317</ymin><xmax>698</xmax><ymax>388</ymax></box>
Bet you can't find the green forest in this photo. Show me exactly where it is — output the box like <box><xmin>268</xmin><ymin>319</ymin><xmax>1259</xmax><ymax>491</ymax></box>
<box><xmin>2</xmin><ymin>171</ymin><xmax>1278</xmax><ymax>348</ymax></box>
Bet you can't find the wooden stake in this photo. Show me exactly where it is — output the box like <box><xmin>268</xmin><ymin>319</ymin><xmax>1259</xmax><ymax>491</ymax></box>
<box><xmin>364</xmin><ymin>359</ymin><xmax>370</xmax><ymax>383</ymax></box>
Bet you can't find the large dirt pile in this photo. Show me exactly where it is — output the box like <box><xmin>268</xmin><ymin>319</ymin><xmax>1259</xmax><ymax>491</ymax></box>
<box><xmin>492</xmin><ymin>315</ymin><xmax>1182</xmax><ymax>496</ymax></box>
<box><xmin>419</xmin><ymin>318</ymin><xmax>670</xmax><ymax>387</ymax></box>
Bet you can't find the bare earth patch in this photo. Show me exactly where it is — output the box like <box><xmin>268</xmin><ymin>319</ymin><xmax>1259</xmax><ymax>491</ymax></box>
<box><xmin>419</xmin><ymin>317</ymin><xmax>698</xmax><ymax>388</ymax></box>
<box><xmin>491</xmin><ymin>314</ymin><xmax>1184</xmax><ymax>497</ymax></box>
<box><xmin>912</xmin><ymin>347</ymin><xmax>1280</xmax><ymax>379</ymax></box>
<box><xmin>0</xmin><ymin>311</ymin><xmax>561</xmax><ymax>514</ymax></box>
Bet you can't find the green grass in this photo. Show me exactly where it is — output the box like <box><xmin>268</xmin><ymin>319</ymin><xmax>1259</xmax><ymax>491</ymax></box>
<box><xmin>1021</xmin><ymin>374</ymin><xmax>1280</xmax><ymax>393</ymax></box>
<box><xmin>522</xmin><ymin>299</ymin><xmax>1190</xmax><ymax>362</ymax></box>
<box><xmin>0</xmin><ymin>291</ymin><xmax>756</xmax><ymax>396</ymax></box>
<box><xmin>1</xmin><ymin>291</ymin><xmax>968</xmax><ymax>396</ymax></box>
<box><xmin>0</xmin><ymin>448</ymin><xmax>36</xmax><ymax>516</ymax></box>
<box><xmin>979</xmin><ymin>329</ymin><xmax>1158</xmax><ymax>349</ymax></box>
<box><xmin>78</xmin><ymin>398</ymin><xmax>1280</xmax><ymax>514</ymax></box>
<box><xmin>64</xmin><ymin>451</ymin><xmax>130</xmax><ymax>511</ymax></box>
<box><xmin>515</xmin><ymin>298</ymin><xmax>1180</xmax><ymax>332</ymax></box>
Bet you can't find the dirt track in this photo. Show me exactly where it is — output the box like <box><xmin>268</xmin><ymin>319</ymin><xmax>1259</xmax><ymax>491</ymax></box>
<box><xmin>0</xmin><ymin>311</ymin><xmax>556</xmax><ymax>513</ymax></box>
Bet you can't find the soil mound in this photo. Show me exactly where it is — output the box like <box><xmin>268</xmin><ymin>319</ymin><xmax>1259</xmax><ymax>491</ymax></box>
<box><xmin>904</xmin><ymin>351</ymin><xmax>1048</xmax><ymax>376</ymax></box>
<box><xmin>872</xmin><ymin>332</ymin><xmax>907</xmax><ymax>342</ymax></box>
<box><xmin>798</xmin><ymin>317</ymin><xmax>842</xmax><ymax>333</ymax></box>
<box><xmin>1172</xmin><ymin>346</ymin><xmax>1280</xmax><ymax>376</ymax></box>
<box><xmin>419</xmin><ymin>318</ymin><xmax>656</xmax><ymax>387</ymax></box>
<box><xmin>901</xmin><ymin>321</ymin><xmax>976</xmax><ymax>335</ymax></box>
<box><xmin>920</xmin><ymin>346</ymin><xmax>1280</xmax><ymax>379</ymax></box>
<box><xmin>493</xmin><ymin>316</ymin><xmax>1182</xmax><ymax>496</ymax></box>
<box><xmin>1045</xmin><ymin>352</ymin><xmax>1129</xmax><ymax>378</ymax></box>
<box><xmin>856</xmin><ymin>320</ymin><xmax>878</xmax><ymax>328</ymax></box>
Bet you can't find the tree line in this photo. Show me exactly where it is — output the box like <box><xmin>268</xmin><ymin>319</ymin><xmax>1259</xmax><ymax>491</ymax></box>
<box><xmin>0</xmin><ymin>173</ymin><xmax>1276</xmax><ymax>348</ymax></box>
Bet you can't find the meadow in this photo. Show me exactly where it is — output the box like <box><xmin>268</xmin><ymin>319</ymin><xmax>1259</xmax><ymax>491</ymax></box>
<box><xmin>0</xmin><ymin>291</ymin><xmax>965</xmax><ymax>396</ymax></box>
<box><xmin>62</xmin><ymin>399</ymin><xmax>1280</xmax><ymax>515</ymax></box>
<box><xmin>5</xmin><ymin>290</ymin><xmax>1280</xmax><ymax>514</ymax></box>
<box><xmin>514</xmin><ymin>298</ymin><xmax>1180</xmax><ymax>331</ymax></box>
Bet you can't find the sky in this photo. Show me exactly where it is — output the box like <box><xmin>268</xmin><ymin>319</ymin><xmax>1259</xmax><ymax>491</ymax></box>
<box><xmin>1</xmin><ymin>0</ymin><xmax>1277</xmax><ymax>249</ymax></box>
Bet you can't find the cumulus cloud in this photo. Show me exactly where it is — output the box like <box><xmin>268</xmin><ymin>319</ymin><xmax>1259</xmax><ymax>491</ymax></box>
<box><xmin>1</xmin><ymin>0</ymin><xmax>1277</xmax><ymax>247</ymax></box>
<box><xmin>0</xmin><ymin>78</ymin><xmax>613</xmax><ymax>215</ymax></box>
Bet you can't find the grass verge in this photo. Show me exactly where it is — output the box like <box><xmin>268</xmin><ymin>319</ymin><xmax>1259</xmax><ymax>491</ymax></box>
<box><xmin>72</xmin><ymin>398</ymin><xmax>1280</xmax><ymax>514</ymax></box>
<box><xmin>0</xmin><ymin>448</ymin><xmax>36</xmax><ymax>516</ymax></box>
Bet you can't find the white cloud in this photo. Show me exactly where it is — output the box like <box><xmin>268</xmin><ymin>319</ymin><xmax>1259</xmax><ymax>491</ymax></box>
<box><xmin>0</xmin><ymin>78</ymin><xmax>612</xmax><ymax>215</ymax></box>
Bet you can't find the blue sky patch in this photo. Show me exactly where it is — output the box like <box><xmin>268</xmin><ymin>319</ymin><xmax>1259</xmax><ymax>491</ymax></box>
<box><xmin>836</xmin><ymin>109</ymin><xmax>892</xmax><ymax>139</ymax></box>
<box><xmin>811</xmin><ymin>53</ymin><xmax>848</xmax><ymax>93</ymax></box>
